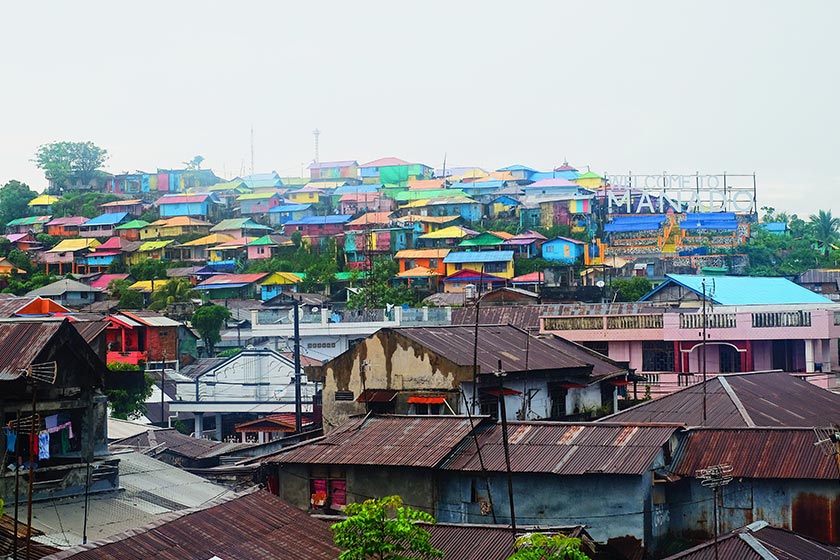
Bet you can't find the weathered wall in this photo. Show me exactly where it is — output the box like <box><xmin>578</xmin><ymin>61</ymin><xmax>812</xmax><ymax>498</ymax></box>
<box><xmin>277</xmin><ymin>463</ymin><xmax>312</xmax><ymax>509</ymax></box>
<box><xmin>348</xmin><ymin>466</ymin><xmax>436</xmax><ymax>514</ymax></box>
<box><xmin>667</xmin><ymin>478</ymin><xmax>840</xmax><ymax>545</ymax></box>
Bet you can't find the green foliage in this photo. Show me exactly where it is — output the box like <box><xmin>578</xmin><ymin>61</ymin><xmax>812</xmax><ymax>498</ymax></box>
<box><xmin>291</xmin><ymin>230</ymin><xmax>303</xmax><ymax>248</ymax></box>
<box><xmin>347</xmin><ymin>258</ymin><xmax>418</xmax><ymax>309</ymax></box>
<box><xmin>192</xmin><ymin>304</ymin><xmax>232</xmax><ymax>356</ymax></box>
<box><xmin>508</xmin><ymin>533</ymin><xmax>590</xmax><ymax>560</ymax></box>
<box><xmin>514</xmin><ymin>257</ymin><xmax>552</xmax><ymax>277</ymax></box>
<box><xmin>737</xmin><ymin>227</ymin><xmax>826</xmax><ymax>276</ymax></box>
<box><xmin>216</xmin><ymin>347</ymin><xmax>243</xmax><ymax>358</ymax></box>
<box><xmin>7</xmin><ymin>249</ymin><xmax>33</xmax><ymax>274</ymax></box>
<box><xmin>130</xmin><ymin>258</ymin><xmax>169</xmax><ymax>280</ymax></box>
<box><xmin>0</xmin><ymin>180</ymin><xmax>37</xmax><ymax>229</ymax></box>
<box><xmin>34</xmin><ymin>141</ymin><xmax>108</xmax><ymax>188</ymax></box>
<box><xmin>105</xmin><ymin>371</ymin><xmax>155</xmax><ymax>420</ymax></box>
<box><xmin>119</xmin><ymin>289</ymin><xmax>145</xmax><ymax>310</ymax></box>
<box><xmin>537</xmin><ymin>225</ymin><xmax>590</xmax><ymax>243</ymax></box>
<box><xmin>0</xmin><ymin>237</ymin><xmax>11</xmax><ymax>257</ymax></box>
<box><xmin>50</xmin><ymin>191</ymin><xmax>119</xmax><ymax>218</ymax></box>
<box><xmin>808</xmin><ymin>209</ymin><xmax>840</xmax><ymax>256</ymax></box>
<box><xmin>331</xmin><ymin>496</ymin><xmax>443</xmax><ymax>560</ymax></box>
<box><xmin>35</xmin><ymin>233</ymin><xmax>60</xmax><ymax>248</ymax></box>
<box><xmin>477</xmin><ymin>219</ymin><xmax>519</xmax><ymax>234</ymax></box>
<box><xmin>3</xmin><ymin>272</ymin><xmax>58</xmax><ymax>296</ymax></box>
<box><xmin>148</xmin><ymin>277</ymin><xmax>197</xmax><ymax>311</ymax></box>
<box><xmin>139</xmin><ymin>207</ymin><xmax>160</xmax><ymax>224</ymax></box>
<box><xmin>612</xmin><ymin>277</ymin><xmax>653</xmax><ymax>302</ymax></box>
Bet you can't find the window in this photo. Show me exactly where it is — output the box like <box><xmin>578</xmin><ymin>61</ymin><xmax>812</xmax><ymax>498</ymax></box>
<box><xmin>310</xmin><ymin>466</ymin><xmax>346</xmax><ymax>511</ymax></box>
<box><xmin>484</xmin><ymin>262</ymin><xmax>507</xmax><ymax>273</ymax></box>
<box><xmin>642</xmin><ymin>341</ymin><xmax>675</xmax><ymax>372</ymax></box>
<box><xmin>455</xmin><ymin>263</ymin><xmax>462</xmax><ymax>270</ymax></box>
<box><xmin>429</xmin><ymin>259</ymin><xmax>438</xmax><ymax>268</ymax></box>
<box><xmin>334</xmin><ymin>391</ymin><xmax>354</xmax><ymax>401</ymax></box>
<box><xmin>583</xmin><ymin>341</ymin><xmax>609</xmax><ymax>355</ymax></box>
<box><xmin>548</xmin><ymin>384</ymin><xmax>568</xmax><ymax>419</ymax></box>
<box><xmin>412</xmin><ymin>403</ymin><xmax>442</xmax><ymax>415</ymax></box>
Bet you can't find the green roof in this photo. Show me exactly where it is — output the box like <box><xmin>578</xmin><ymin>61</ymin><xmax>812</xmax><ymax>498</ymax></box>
<box><xmin>237</xmin><ymin>192</ymin><xmax>281</xmax><ymax>201</ymax></box>
<box><xmin>7</xmin><ymin>216</ymin><xmax>51</xmax><ymax>226</ymax></box>
<box><xmin>333</xmin><ymin>271</ymin><xmax>356</xmax><ymax>281</ymax></box>
<box><xmin>137</xmin><ymin>240</ymin><xmax>173</xmax><ymax>251</ymax></box>
<box><xmin>458</xmin><ymin>232</ymin><xmax>505</xmax><ymax>247</ymax></box>
<box><xmin>576</xmin><ymin>171</ymin><xmax>602</xmax><ymax>180</ymax></box>
<box><xmin>206</xmin><ymin>180</ymin><xmax>251</xmax><ymax>193</ymax></box>
<box><xmin>247</xmin><ymin>235</ymin><xmax>278</xmax><ymax>246</ymax></box>
<box><xmin>116</xmin><ymin>219</ymin><xmax>150</xmax><ymax>230</ymax></box>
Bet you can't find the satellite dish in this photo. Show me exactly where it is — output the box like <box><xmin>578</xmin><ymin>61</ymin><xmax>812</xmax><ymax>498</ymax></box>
<box><xmin>311</xmin><ymin>306</ymin><xmax>320</xmax><ymax>313</ymax></box>
<box><xmin>596</xmin><ymin>280</ymin><xmax>606</xmax><ymax>288</ymax></box>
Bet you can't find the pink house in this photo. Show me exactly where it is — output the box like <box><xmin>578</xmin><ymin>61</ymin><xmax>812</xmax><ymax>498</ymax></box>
<box><xmin>339</xmin><ymin>193</ymin><xmax>393</xmax><ymax>215</ymax></box>
<box><xmin>540</xmin><ymin>275</ymin><xmax>840</xmax><ymax>397</ymax></box>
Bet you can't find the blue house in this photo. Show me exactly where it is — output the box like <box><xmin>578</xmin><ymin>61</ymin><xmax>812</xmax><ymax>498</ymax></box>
<box><xmin>158</xmin><ymin>193</ymin><xmax>222</xmax><ymax>221</ymax></box>
<box><xmin>78</xmin><ymin>212</ymin><xmax>131</xmax><ymax>239</ymax></box>
<box><xmin>268</xmin><ymin>204</ymin><xmax>315</xmax><ymax>226</ymax></box>
<box><xmin>496</xmin><ymin>164</ymin><xmax>537</xmax><ymax>181</ymax></box>
<box><xmin>541</xmin><ymin>236</ymin><xmax>586</xmax><ymax>264</ymax></box>
<box><xmin>529</xmin><ymin>164</ymin><xmax>580</xmax><ymax>182</ymax></box>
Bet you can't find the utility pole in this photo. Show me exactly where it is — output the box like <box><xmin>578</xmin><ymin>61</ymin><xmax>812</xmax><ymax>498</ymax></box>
<box><xmin>495</xmin><ymin>359</ymin><xmax>517</xmax><ymax>546</ymax></box>
<box><xmin>312</xmin><ymin>129</ymin><xmax>321</xmax><ymax>166</ymax></box>
<box><xmin>294</xmin><ymin>299</ymin><xmax>302</xmax><ymax>433</ymax></box>
<box><xmin>697</xmin><ymin>463</ymin><xmax>733</xmax><ymax>560</ymax></box>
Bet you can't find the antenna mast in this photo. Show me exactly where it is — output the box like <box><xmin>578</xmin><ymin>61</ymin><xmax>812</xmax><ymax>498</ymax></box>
<box><xmin>250</xmin><ymin>124</ymin><xmax>255</xmax><ymax>177</ymax></box>
<box><xmin>313</xmin><ymin>128</ymin><xmax>321</xmax><ymax>165</ymax></box>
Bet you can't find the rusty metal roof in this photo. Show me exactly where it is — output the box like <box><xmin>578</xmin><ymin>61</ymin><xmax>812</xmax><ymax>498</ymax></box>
<box><xmin>443</xmin><ymin>422</ymin><xmax>679</xmax><ymax>475</ymax></box>
<box><xmin>451</xmin><ymin>303</ymin><xmax>665</xmax><ymax>329</ymax></box>
<box><xmin>113</xmin><ymin>428</ymin><xmax>250</xmax><ymax>460</ymax></box>
<box><xmin>71</xmin><ymin>320</ymin><xmax>110</xmax><ymax>344</ymax></box>
<box><xmin>0</xmin><ymin>322</ymin><xmax>63</xmax><ymax>377</ymax></box>
<box><xmin>662</xmin><ymin>522</ymin><xmax>840</xmax><ymax>559</ymax></box>
<box><xmin>603</xmin><ymin>372</ymin><xmax>840</xmax><ymax>428</ymax></box>
<box><xmin>797</xmin><ymin>268</ymin><xmax>840</xmax><ymax>285</ymax></box>
<box><xmin>393</xmin><ymin>325</ymin><xmax>625</xmax><ymax>378</ymax></box>
<box><xmin>270</xmin><ymin>415</ymin><xmax>482</xmax><ymax>468</ymax></box>
<box><xmin>38</xmin><ymin>489</ymin><xmax>340</xmax><ymax>560</ymax></box>
<box><xmin>670</xmin><ymin>428</ymin><xmax>839</xmax><ymax>480</ymax></box>
<box><xmin>422</xmin><ymin>523</ymin><xmax>591</xmax><ymax>560</ymax></box>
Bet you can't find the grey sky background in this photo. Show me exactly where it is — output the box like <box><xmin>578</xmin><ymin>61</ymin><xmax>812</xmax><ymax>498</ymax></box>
<box><xmin>1</xmin><ymin>1</ymin><xmax>837</xmax><ymax>216</ymax></box>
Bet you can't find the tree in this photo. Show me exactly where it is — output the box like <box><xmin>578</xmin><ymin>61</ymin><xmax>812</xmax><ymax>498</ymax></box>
<box><xmin>192</xmin><ymin>304</ymin><xmax>231</xmax><ymax>357</ymax></box>
<box><xmin>347</xmin><ymin>258</ymin><xmax>418</xmax><ymax>309</ymax></box>
<box><xmin>148</xmin><ymin>277</ymin><xmax>197</xmax><ymax>311</ymax></box>
<box><xmin>612</xmin><ymin>277</ymin><xmax>653</xmax><ymax>302</ymax></box>
<box><xmin>331</xmin><ymin>496</ymin><xmax>443</xmax><ymax>560</ymax></box>
<box><xmin>508</xmin><ymin>533</ymin><xmax>590</xmax><ymax>560</ymax></box>
<box><xmin>808</xmin><ymin>210</ymin><xmax>840</xmax><ymax>256</ymax></box>
<box><xmin>105</xmin><ymin>367</ymin><xmax>155</xmax><ymax>420</ymax></box>
<box><xmin>183</xmin><ymin>155</ymin><xmax>204</xmax><ymax>170</ymax></box>
<box><xmin>50</xmin><ymin>191</ymin><xmax>118</xmax><ymax>218</ymax></box>
<box><xmin>0</xmin><ymin>180</ymin><xmax>37</xmax><ymax>229</ymax></box>
<box><xmin>34</xmin><ymin>141</ymin><xmax>108</xmax><ymax>189</ymax></box>
<box><xmin>130</xmin><ymin>258</ymin><xmax>169</xmax><ymax>281</ymax></box>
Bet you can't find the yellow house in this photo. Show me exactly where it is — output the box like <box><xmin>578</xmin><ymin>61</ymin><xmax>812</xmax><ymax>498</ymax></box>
<box><xmin>574</xmin><ymin>170</ymin><xmax>606</xmax><ymax>189</ymax></box>
<box><xmin>128</xmin><ymin>279</ymin><xmax>174</xmax><ymax>293</ymax></box>
<box><xmin>140</xmin><ymin>216</ymin><xmax>213</xmax><ymax>240</ymax></box>
<box><xmin>259</xmin><ymin>272</ymin><xmax>305</xmax><ymax>300</ymax></box>
<box><xmin>125</xmin><ymin>240</ymin><xmax>173</xmax><ymax>266</ymax></box>
<box><xmin>287</xmin><ymin>186</ymin><xmax>323</xmax><ymax>204</ymax></box>
<box><xmin>442</xmin><ymin>250</ymin><xmax>515</xmax><ymax>279</ymax></box>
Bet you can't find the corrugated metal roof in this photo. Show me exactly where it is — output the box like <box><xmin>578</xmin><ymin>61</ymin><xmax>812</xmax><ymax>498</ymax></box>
<box><xmin>419</xmin><ymin>225</ymin><xmax>477</xmax><ymax>239</ymax></box>
<box><xmin>180</xmin><ymin>233</ymin><xmax>236</xmax><ymax>247</ymax></box>
<box><xmin>114</xmin><ymin>428</ymin><xmax>250</xmax><ymax>460</ymax></box>
<box><xmin>46</xmin><ymin>216</ymin><xmax>87</xmax><ymax>227</ymax></box>
<box><xmin>196</xmin><ymin>273</ymin><xmax>268</xmax><ymax>288</ymax></box>
<box><xmin>662</xmin><ymin>523</ymin><xmax>840</xmax><ymax>559</ymax></box>
<box><xmin>71</xmin><ymin>320</ymin><xmax>110</xmax><ymax>343</ymax></box>
<box><xmin>39</xmin><ymin>489</ymin><xmax>340</xmax><ymax>560</ymax></box>
<box><xmin>603</xmin><ymin>371</ymin><xmax>840</xmax><ymax>428</ymax></box>
<box><xmin>393</xmin><ymin>325</ymin><xmax>625</xmax><ymax>378</ymax></box>
<box><xmin>121</xmin><ymin>311</ymin><xmax>182</xmax><ymax>328</ymax></box>
<box><xmin>210</xmin><ymin>218</ymin><xmax>272</xmax><ymax>232</ymax></box>
<box><xmin>268</xmin><ymin>203</ymin><xmax>312</xmax><ymax>213</ymax></box>
<box><xmin>444</xmin><ymin>251</ymin><xmax>514</xmax><ymax>264</ymax></box>
<box><xmin>0</xmin><ymin>322</ymin><xmax>63</xmax><ymax>377</ymax></box>
<box><xmin>179</xmin><ymin>357</ymin><xmax>227</xmax><ymax>379</ymax></box>
<box><xmin>443</xmin><ymin>422</ymin><xmax>678</xmax><ymax>475</ymax></box>
<box><xmin>80</xmin><ymin>212</ymin><xmax>129</xmax><ymax>226</ymax></box>
<box><xmin>451</xmin><ymin>304</ymin><xmax>666</xmax><ymax>329</ymax></box>
<box><xmin>27</xmin><ymin>279</ymin><xmax>102</xmax><ymax>297</ymax></box>
<box><xmin>285</xmin><ymin>215</ymin><xmax>353</xmax><ymax>225</ymax></box>
<box><xmin>48</xmin><ymin>238</ymin><xmax>100</xmax><ymax>253</ymax></box>
<box><xmin>643</xmin><ymin>274</ymin><xmax>833</xmax><ymax>305</ymax></box>
<box><xmin>394</xmin><ymin>248</ymin><xmax>451</xmax><ymax>259</ymax></box>
<box><xmin>670</xmin><ymin>428</ymin><xmax>838</xmax><ymax>480</ymax></box>
<box><xmin>270</xmin><ymin>415</ymin><xmax>479</xmax><ymax>468</ymax></box>
<box><xmin>157</xmin><ymin>194</ymin><xmax>210</xmax><ymax>205</ymax></box>
<box><xmin>423</xmin><ymin>524</ymin><xmax>589</xmax><ymax>560</ymax></box>
<box><xmin>798</xmin><ymin>268</ymin><xmax>840</xmax><ymax>285</ymax></box>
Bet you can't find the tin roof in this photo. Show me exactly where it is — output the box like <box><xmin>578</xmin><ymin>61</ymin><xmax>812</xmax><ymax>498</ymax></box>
<box><xmin>121</xmin><ymin>310</ymin><xmax>182</xmax><ymax>328</ymax></box>
<box><xmin>210</xmin><ymin>218</ymin><xmax>272</xmax><ymax>232</ymax></box>
<box><xmin>7</xmin><ymin>215</ymin><xmax>51</xmax><ymax>226</ymax></box>
<box><xmin>26</xmin><ymin>278</ymin><xmax>102</xmax><ymax>297</ymax></box>
<box><xmin>444</xmin><ymin>250</ymin><xmax>514</xmax><ymax>264</ymax></box>
<box><xmin>602</xmin><ymin>371</ymin><xmax>840</xmax><ymax>428</ymax></box>
<box><xmin>285</xmin><ymin>215</ymin><xmax>353</xmax><ymax>226</ymax></box>
<box><xmin>661</xmin><ymin>522</ymin><xmax>840</xmax><ymax>559</ymax></box>
<box><xmin>797</xmin><ymin>268</ymin><xmax>840</xmax><ymax>285</ymax></box>
<box><xmin>0</xmin><ymin>322</ymin><xmax>63</xmax><ymax>377</ymax></box>
<box><xmin>670</xmin><ymin>427</ymin><xmax>839</xmax><ymax>479</ymax></box>
<box><xmin>180</xmin><ymin>233</ymin><xmax>236</xmax><ymax>247</ymax></box>
<box><xmin>392</xmin><ymin>325</ymin><xmax>626</xmax><ymax>377</ymax></box>
<box><xmin>444</xmin><ymin>422</ymin><xmax>679</xmax><ymax>475</ymax></box>
<box><xmin>48</xmin><ymin>238</ymin><xmax>100</xmax><ymax>253</ymax></box>
<box><xmin>424</xmin><ymin>523</ymin><xmax>592</xmax><ymax>560</ymax></box>
<box><xmin>80</xmin><ymin>212</ymin><xmax>129</xmax><ymax>227</ymax></box>
<box><xmin>360</xmin><ymin>156</ymin><xmax>413</xmax><ymax>168</ymax></box>
<box><xmin>114</xmin><ymin>219</ymin><xmax>150</xmax><ymax>230</ymax></box>
<box><xmin>451</xmin><ymin>304</ymin><xmax>667</xmax><ymax>329</ymax></box>
<box><xmin>100</xmin><ymin>198</ymin><xmax>143</xmax><ymax>207</ymax></box>
<box><xmin>45</xmin><ymin>216</ymin><xmax>87</xmax><ymax>227</ymax></box>
<box><xmin>394</xmin><ymin>248</ymin><xmax>451</xmax><ymax>259</ymax></box>
<box><xmin>346</xmin><ymin>212</ymin><xmax>393</xmax><ymax>227</ymax></box>
<box><xmin>308</xmin><ymin>159</ymin><xmax>358</xmax><ymax>169</ymax></box>
<box><xmin>114</xmin><ymin>428</ymin><xmax>250</xmax><ymax>460</ymax></box>
<box><xmin>642</xmin><ymin>274</ymin><xmax>833</xmax><ymax>305</ymax></box>
<box><xmin>270</xmin><ymin>415</ymin><xmax>480</xmax><ymax>468</ymax></box>
<box><xmin>196</xmin><ymin>273</ymin><xmax>268</xmax><ymax>288</ymax></box>
<box><xmin>156</xmin><ymin>194</ymin><xmax>211</xmax><ymax>205</ymax></box>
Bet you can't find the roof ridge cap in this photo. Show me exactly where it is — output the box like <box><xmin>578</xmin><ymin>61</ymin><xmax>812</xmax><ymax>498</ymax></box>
<box><xmin>718</xmin><ymin>376</ymin><xmax>756</xmax><ymax>427</ymax></box>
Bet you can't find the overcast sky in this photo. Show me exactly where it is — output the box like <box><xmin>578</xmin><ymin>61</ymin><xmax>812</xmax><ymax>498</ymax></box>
<box><xmin>1</xmin><ymin>1</ymin><xmax>837</xmax><ymax>216</ymax></box>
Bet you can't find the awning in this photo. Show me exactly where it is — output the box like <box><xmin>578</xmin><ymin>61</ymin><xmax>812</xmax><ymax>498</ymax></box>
<box><xmin>609</xmin><ymin>380</ymin><xmax>633</xmax><ymax>386</ymax></box>
<box><xmin>357</xmin><ymin>389</ymin><xmax>398</xmax><ymax>403</ymax></box>
<box><xmin>408</xmin><ymin>396</ymin><xmax>447</xmax><ymax>405</ymax></box>
<box><xmin>556</xmin><ymin>382</ymin><xmax>587</xmax><ymax>389</ymax></box>
<box><xmin>481</xmin><ymin>387</ymin><xmax>522</xmax><ymax>397</ymax></box>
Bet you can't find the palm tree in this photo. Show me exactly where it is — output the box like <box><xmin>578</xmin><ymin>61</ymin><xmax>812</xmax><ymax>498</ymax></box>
<box><xmin>808</xmin><ymin>210</ymin><xmax>840</xmax><ymax>255</ymax></box>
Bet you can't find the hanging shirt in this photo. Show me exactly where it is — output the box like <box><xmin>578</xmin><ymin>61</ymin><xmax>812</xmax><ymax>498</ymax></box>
<box><xmin>4</xmin><ymin>427</ymin><xmax>16</xmax><ymax>453</ymax></box>
<box><xmin>38</xmin><ymin>432</ymin><xmax>50</xmax><ymax>460</ymax></box>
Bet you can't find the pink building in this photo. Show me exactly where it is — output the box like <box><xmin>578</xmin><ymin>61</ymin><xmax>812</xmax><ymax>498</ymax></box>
<box><xmin>540</xmin><ymin>275</ymin><xmax>840</xmax><ymax>397</ymax></box>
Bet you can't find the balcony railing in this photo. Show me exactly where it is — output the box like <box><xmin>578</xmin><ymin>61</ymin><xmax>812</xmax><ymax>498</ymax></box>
<box><xmin>679</xmin><ymin>313</ymin><xmax>737</xmax><ymax>329</ymax></box>
<box><xmin>543</xmin><ymin>314</ymin><xmax>664</xmax><ymax>331</ymax></box>
<box><xmin>751</xmin><ymin>311</ymin><xmax>811</xmax><ymax>328</ymax></box>
<box><xmin>543</xmin><ymin>316</ymin><xmax>604</xmax><ymax>331</ymax></box>
<box><xmin>606</xmin><ymin>314</ymin><xmax>663</xmax><ymax>329</ymax></box>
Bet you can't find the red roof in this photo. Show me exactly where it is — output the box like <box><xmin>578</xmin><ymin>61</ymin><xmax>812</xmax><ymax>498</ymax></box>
<box><xmin>407</xmin><ymin>395</ymin><xmax>447</xmax><ymax>405</ymax></box>
<box><xmin>360</xmin><ymin>156</ymin><xmax>413</xmax><ymax>168</ymax></box>
<box><xmin>511</xmin><ymin>272</ymin><xmax>544</xmax><ymax>283</ymax></box>
<box><xmin>88</xmin><ymin>274</ymin><xmax>130</xmax><ymax>290</ymax></box>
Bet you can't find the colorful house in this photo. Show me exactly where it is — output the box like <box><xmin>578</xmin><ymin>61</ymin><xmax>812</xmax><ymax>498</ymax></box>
<box><xmin>0</xmin><ymin>257</ymin><xmax>26</xmax><ymax>276</ymax></box>
<box><xmin>394</xmin><ymin>265</ymin><xmax>443</xmax><ymax>291</ymax></box>
<box><xmin>343</xmin><ymin>228</ymin><xmax>412</xmax><ymax>271</ymax></box>
<box><xmin>26</xmin><ymin>278</ymin><xmax>104</xmax><ymax>307</ymax></box>
<box><xmin>106</xmin><ymin>311</ymin><xmax>182</xmax><ymax>366</ymax></box>
<box><xmin>46</xmin><ymin>216</ymin><xmax>87</xmax><ymax>237</ymax></box>
<box><xmin>125</xmin><ymin>240</ymin><xmax>173</xmax><ymax>266</ymax></box>
<box><xmin>196</xmin><ymin>273</ymin><xmax>269</xmax><ymax>300</ymax></box>
<box><xmin>44</xmin><ymin>239</ymin><xmax>100</xmax><ymax>275</ymax></box>
<box><xmin>458</xmin><ymin>231</ymin><xmax>509</xmax><ymax>251</ymax></box>
<box><xmin>246</xmin><ymin>234</ymin><xmax>294</xmax><ymax>261</ymax></box>
<box><xmin>442</xmin><ymin>268</ymin><xmax>508</xmax><ymax>293</ymax></box>
<box><xmin>99</xmin><ymin>198</ymin><xmax>145</xmax><ymax>215</ymax></box>
<box><xmin>4</xmin><ymin>232</ymin><xmax>42</xmax><ymax>252</ymax></box>
<box><xmin>359</xmin><ymin>157</ymin><xmax>433</xmax><ymax>186</ymax></box>
<box><xmin>105</xmin><ymin>169</ymin><xmax>221</xmax><ymax>194</ymax></box>
<box><xmin>503</xmin><ymin>230</ymin><xmax>547</xmax><ymax>258</ymax></box>
<box><xmin>345</xmin><ymin>212</ymin><xmax>393</xmax><ymax>230</ymax></box>
<box><xmin>286</xmin><ymin>186</ymin><xmax>324</xmax><ymax>205</ymax></box>
<box><xmin>443</xmin><ymin>250</ymin><xmax>515</xmax><ymax>279</ymax></box>
<box><xmin>541</xmin><ymin>236</ymin><xmax>587</xmax><ymax>264</ymax></box>
<box><xmin>168</xmin><ymin>233</ymin><xmax>235</xmax><ymax>262</ymax></box>
<box><xmin>394</xmin><ymin>248</ymin><xmax>450</xmax><ymax>275</ymax></box>
<box><xmin>210</xmin><ymin>218</ymin><xmax>272</xmax><ymax>240</ymax></box>
<box><xmin>239</xmin><ymin>171</ymin><xmax>283</xmax><ymax>189</ymax></box>
<box><xmin>521</xmin><ymin>178</ymin><xmax>582</xmax><ymax>196</ymax></box>
<box><xmin>339</xmin><ymin>192</ymin><xmax>393</xmax><ymax>215</ymax></box>
<box><xmin>82</xmin><ymin>237</ymin><xmax>127</xmax><ymax>273</ymax></box>
<box><xmin>6</xmin><ymin>215</ymin><xmax>51</xmax><ymax>234</ymax></box>
<box><xmin>27</xmin><ymin>194</ymin><xmax>60</xmax><ymax>215</ymax></box>
<box><xmin>284</xmin><ymin>215</ymin><xmax>352</xmax><ymax>246</ymax></box>
<box><xmin>139</xmin><ymin>216</ymin><xmax>212</xmax><ymax>240</ymax></box>
<box><xmin>237</xmin><ymin>191</ymin><xmax>283</xmax><ymax>216</ymax></box>
<box><xmin>308</xmin><ymin>160</ymin><xmax>359</xmax><ymax>181</ymax></box>
<box><xmin>260</xmin><ymin>272</ymin><xmax>304</xmax><ymax>300</ymax></box>
<box><xmin>417</xmin><ymin>225</ymin><xmax>478</xmax><ymax>248</ymax></box>
<box><xmin>574</xmin><ymin>170</ymin><xmax>606</xmax><ymax>189</ymax></box>
<box><xmin>537</xmin><ymin>196</ymin><xmax>593</xmax><ymax>230</ymax></box>
<box><xmin>79</xmin><ymin>212</ymin><xmax>130</xmax><ymax>238</ymax></box>
<box><xmin>495</xmin><ymin>164</ymin><xmax>537</xmax><ymax>181</ymax></box>
<box><xmin>114</xmin><ymin>219</ymin><xmax>150</xmax><ymax>241</ymax></box>
<box><xmin>157</xmin><ymin>193</ymin><xmax>221</xmax><ymax>221</ymax></box>
<box><xmin>267</xmin><ymin>204</ymin><xmax>315</xmax><ymax>227</ymax></box>
<box><xmin>399</xmin><ymin>197</ymin><xmax>482</xmax><ymax>223</ymax></box>
<box><xmin>208</xmin><ymin>237</ymin><xmax>254</xmax><ymax>267</ymax></box>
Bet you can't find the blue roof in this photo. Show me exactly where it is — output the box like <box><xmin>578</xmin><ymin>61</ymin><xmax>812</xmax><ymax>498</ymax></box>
<box><xmin>285</xmin><ymin>215</ymin><xmax>353</xmax><ymax>226</ymax></box>
<box><xmin>604</xmin><ymin>216</ymin><xmax>665</xmax><ymax>232</ymax></box>
<box><xmin>444</xmin><ymin>250</ymin><xmax>515</xmax><ymax>264</ymax></box>
<box><xmin>456</xmin><ymin>180</ymin><xmax>505</xmax><ymax>190</ymax></box>
<box><xmin>681</xmin><ymin>212</ymin><xmax>739</xmax><ymax>231</ymax></box>
<box><xmin>641</xmin><ymin>274</ymin><xmax>832</xmax><ymax>306</ymax></box>
<box><xmin>529</xmin><ymin>170</ymin><xmax>579</xmax><ymax>181</ymax></box>
<box><xmin>82</xmin><ymin>212</ymin><xmax>129</xmax><ymax>226</ymax></box>
<box><xmin>544</xmin><ymin>236</ymin><xmax>585</xmax><ymax>246</ymax></box>
<box><xmin>758</xmin><ymin>222</ymin><xmax>788</xmax><ymax>233</ymax></box>
<box><xmin>333</xmin><ymin>184</ymin><xmax>380</xmax><ymax>195</ymax></box>
<box><xmin>269</xmin><ymin>204</ymin><xmax>312</xmax><ymax>213</ymax></box>
<box><xmin>496</xmin><ymin>164</ymin><xmax>537</xmax><ymax>173</ymax></box>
